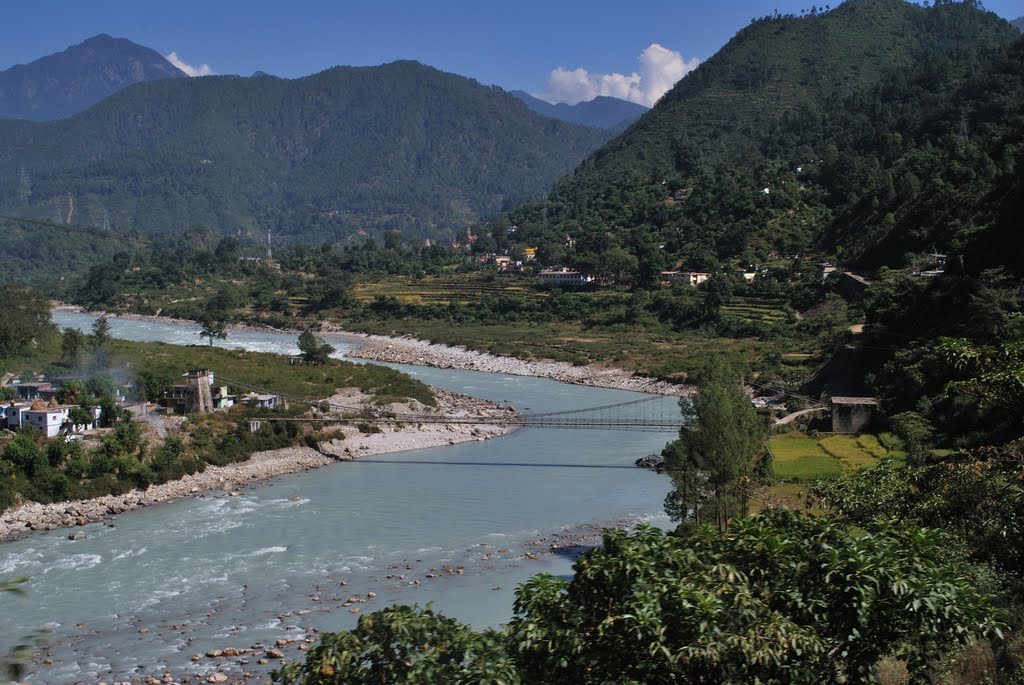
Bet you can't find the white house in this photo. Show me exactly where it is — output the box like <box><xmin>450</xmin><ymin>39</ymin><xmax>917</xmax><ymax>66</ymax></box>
<box><xmin>661</xmin><ymin>271</ymin><xmax>711</xmax><ymax>286</ymax></box>
<box><xmin>11</xmin><ymin>401</ymin><xmax>98</xmax><ymax>437</ymax></box>
<box><xmin>22</xmin><ymin>402</ymin><xmax>71</xmax><ymax>438</ymax></box>
<box><xmin>538</xmin><ymin>269</ymin><xmax>595</xmax><ymax>287</ymax></box>
<box><xmin>2</xmin><ymin>402</ymin><xmax>32</xmax><ymax>430</ymax></box>
<box><xmin>242</xmin><ymin>392</ymin><xmax>280</xmax><ymax>409</ymax></box>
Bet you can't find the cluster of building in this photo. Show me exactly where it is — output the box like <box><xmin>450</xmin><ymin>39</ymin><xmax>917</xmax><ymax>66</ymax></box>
<box><xmin>1</xmin><ymin>380</ymin><xmax>104</xmax><ymax>439</ymax></box>
<box><xmin>161</xmin><ymin>369</ymin><xmax>281</xmax><ymax>415</ymax></box>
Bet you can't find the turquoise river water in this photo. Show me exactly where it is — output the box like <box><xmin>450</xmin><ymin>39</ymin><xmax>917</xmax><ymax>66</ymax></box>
<box><xmin>0</xmin><ymin>312</ymin><xmax>678</xmax><ymax>683</ymax></box>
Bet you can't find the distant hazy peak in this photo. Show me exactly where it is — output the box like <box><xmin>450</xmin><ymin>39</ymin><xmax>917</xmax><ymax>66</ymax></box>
<box><xmin>0</xmin><ymin>33</ymin><xmax>185</xmax><ymax>121</ymax></box>
<box><xmin>510</xmin><ymin>90</ymin><xmax>648</xmax><ymax>131</ymax></box>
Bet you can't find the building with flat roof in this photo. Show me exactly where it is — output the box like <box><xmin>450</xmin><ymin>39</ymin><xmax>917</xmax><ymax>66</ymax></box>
<box><xmin>831</xmin><ymin>396</ymin><xmax>877</xmax><ymax>434</ymax></box>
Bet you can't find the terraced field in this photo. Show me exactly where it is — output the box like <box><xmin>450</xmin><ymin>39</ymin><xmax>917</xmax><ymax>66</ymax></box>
<box><xmin>721</xmin><ymin>296</ymin><xmax>792</xmax><ymax>325</ymax></box>
<box><xmin>354</xmin><ymin>274</ymin><xmax>547</xmax><ymax>305</ymax></box>
<box><xmin>769</xmin><ymin>432</ymin><xmax>904</xmax><ymax>481</ymax></box>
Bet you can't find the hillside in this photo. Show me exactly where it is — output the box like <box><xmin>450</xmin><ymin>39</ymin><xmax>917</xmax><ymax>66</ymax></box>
<box><xmin>0</xmin><ymin>61</ymin><xmax>608</xmax><ymax>243</ymax></box>
<box><xmin>502</xmin><ymin>0</ymin><xmax>1018</xmax><ymax>269</ymax></box>
<box><xmin>1012</xmin><ymin>16</ymin><xmax>1024</xmax><ymax>31</ymax></box>
<box><xmin>510</xmin><ymin>91</ymin><xmax>648</xmax><ymax>131</ymax></box>
<box><xmin>0</xmin><ymin>34</ymin><xmax>184</xmax><ymax>121</ymax></box>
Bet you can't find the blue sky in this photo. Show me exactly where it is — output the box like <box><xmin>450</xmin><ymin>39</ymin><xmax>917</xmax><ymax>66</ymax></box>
<box><xmin>3</xmin><ymin>0</ymin><xmax>1022</xmax><ymax>105</ymax></box>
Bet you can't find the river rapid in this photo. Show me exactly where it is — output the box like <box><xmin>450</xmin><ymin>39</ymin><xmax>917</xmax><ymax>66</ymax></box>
<box><xmin>0</xmin><ymin>312</ymin><xmax>678</xmax><ymax>683</ymax></box>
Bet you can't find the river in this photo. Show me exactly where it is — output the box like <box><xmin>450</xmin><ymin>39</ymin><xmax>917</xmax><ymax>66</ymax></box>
<box><xmin>0</xmin><ymin>312</ymin><xmax>678</xmax><ymax>683</ymax></box>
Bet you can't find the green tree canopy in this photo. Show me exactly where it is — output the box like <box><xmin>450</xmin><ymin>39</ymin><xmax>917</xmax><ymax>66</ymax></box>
<box><xmin>275</xmin><ymin>511</ymin><xmax>1003</xmax><ymax>684</ymax></box>
<box><xmin>297</xmin><ymin>329</ymin><xmax>335</xmax><ymax>366</ymax></box>
<box><xmin>663</xmin><ymin>358</ymin><xmax>766</xmax><ymax>530</ymax></box>
<box><xmin>0</xmin><ymin>285</ymin><xmax>53</xmax><ymax>360</ymax></box>
<box><xmin>198</xmin><ymin>317</ymin><xmax>228</xmax><ymax>347</ymax></box>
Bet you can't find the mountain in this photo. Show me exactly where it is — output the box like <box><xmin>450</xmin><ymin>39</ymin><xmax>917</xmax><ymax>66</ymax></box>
<box><xmin>0</xmin><ymin>34</ymin><xmax>185</xmax><ymax>121</ymax></box>
<box><xmin>510</xmin><ymin>91</ymin><xmax>648</xmax><ymax>131</ymax></box>
<box><xmin>504</xmin><ymin>0</ymin><xmax>1019</xmax><ymax>269</ymax></box>
<box><xmin>1012</xmin><ymin>16</ymin><xmax>1024</xmax><ymax>31</ymax></box>
<box><xmin>0</xmin><ymin>60</ymin><xmax>608</xmax><ymax>243</ymax></box>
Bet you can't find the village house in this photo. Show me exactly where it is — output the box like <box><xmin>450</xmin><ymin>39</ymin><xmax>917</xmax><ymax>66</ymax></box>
<box><xmin>2</xmin><ymin>401</ymin><xmax>32</xmax><ymax>431</ymax></box>
<box><xmin>241</xmin><ymin>392</ymin><xmax>281</xmax><ymax>409</ymax></box>
<box><xmin>661</xmin><ymin>271</ymin><xmax>711</xmax><ymax>287</ymax></box>
<box><xmin>12</xmin><ymin>382</ymin><xmax>54</xmax><ymax>402</ymax></box>
<box><xmin>538</xmin><ymin>268</ymin><xmax>595</xmax><ymax>288</ymax></box>
<box><xmin>16</xmin><ymin>400</ymin><xmax>99</xmax><ymax>438</ymax></box>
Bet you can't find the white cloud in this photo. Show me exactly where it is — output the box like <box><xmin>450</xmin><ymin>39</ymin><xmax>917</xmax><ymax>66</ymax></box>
<box><xmin>165</xmin><ymin>51</ymin><xmax>216</xmax><ymax>77</ymax></box>
<box><xmin>540</xmin><ymin>43</ymin><xmax>699</xmax><ymax>107</ymax></box>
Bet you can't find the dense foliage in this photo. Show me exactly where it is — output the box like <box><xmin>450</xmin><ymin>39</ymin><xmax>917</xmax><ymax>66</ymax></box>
<box><xmin>275</xmin><ymin>511</ymin><xmax>1003</xmax><ymax>684</ymax></box>
<box><xmin>506</xmin><ymin>0</ymin><xmax>1018</xmax><ymax>271</ymax></box>
<box><xmin>0</xmin><ymin>285</ymin><xmax>54</xmax><ymax>362</ymax></box>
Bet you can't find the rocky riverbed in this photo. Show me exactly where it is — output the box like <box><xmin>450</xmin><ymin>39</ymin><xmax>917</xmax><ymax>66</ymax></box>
<box><xmin>0</xmin><ymin>388</ymin><xmax>513</xmax><ymax>543</ymax></box>
<box><xmin>52</xmin><ymin>304</ymin><xmax>693</xmax><ymax>397</ymax></box>
<box><xmin>345</xmin><ymin>334</ymin><xmax>693</xmax><ymax>396</ymax></box>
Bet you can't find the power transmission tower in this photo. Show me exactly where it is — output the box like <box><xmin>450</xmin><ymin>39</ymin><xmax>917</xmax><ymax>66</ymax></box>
<box><xmin>17</xmin><ymin>166</ymin><xmax>31</xmax><ymax>205</ymax></box>
<box><xmin>52</xmin><ymin>196</ymin><xmax>63</xmax><ymax>224</ymax></box>
<box><xmin>266</xmin><ymin>229</ymin><xmax>273</xmax><ymax>261</ymax></box>
<box><xmin>102</xmin><ymin>208</ymin><xmax>112</xmax><ymax>232</ymax></box>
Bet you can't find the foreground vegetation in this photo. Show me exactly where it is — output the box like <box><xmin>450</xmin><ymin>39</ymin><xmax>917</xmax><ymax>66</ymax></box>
<box><xmin>275</xmin><ymin>511</ymin><xmax>1005</xmax><ymax>684</ymax></box>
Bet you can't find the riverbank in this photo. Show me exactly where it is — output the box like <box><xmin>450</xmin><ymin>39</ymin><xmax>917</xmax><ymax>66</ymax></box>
<box><xmin>52</xmin><ymin>304</ymin><xmax>694</xmax><ymax>396</ymax></box>
<box><xmin>0</xmin><ymin>387</ymin><xmax>514</xmax><ymax>543</ymax></box>
<box><xmin>345</xmin><ymin>333</ymin><xmax>692</xmax><ymax>396</ymax></box>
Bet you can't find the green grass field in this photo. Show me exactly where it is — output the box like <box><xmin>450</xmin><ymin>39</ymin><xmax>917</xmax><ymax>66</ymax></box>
<box><xmin>769</xmin><ymin>432</ymin><xmax>901</xmax><ymax>481</ymax></box>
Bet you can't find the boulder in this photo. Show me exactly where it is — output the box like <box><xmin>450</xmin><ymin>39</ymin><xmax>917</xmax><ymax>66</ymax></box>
<box><xmin>634</xmin><ymin>454</ymin><xmax>665</xmax><ymax>472</ymax></box>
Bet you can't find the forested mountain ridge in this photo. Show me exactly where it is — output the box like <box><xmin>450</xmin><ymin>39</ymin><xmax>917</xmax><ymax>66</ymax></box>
<box><xmin>558</xmin><ymin>0</ymin><xmax>1017</xmax><ymax>190</ymax></box>
<box><xmin>0</xmin><ymin>34</ymin><xmax>185</xmax><ymax>121</ymax></box>
<box><xmin>510</xmin><ymin>91</ymin><xmax>648</xmax><ymax>131</ymax></box>
<box><xmin>500</xmin><ymin>0</ymin><xmax>1019</xmax><ymax>273</ymax></box>
<box><xmin>0</xmin><ymin>60</ymin><xmax>608</xmax><ymax>243</ymax></box>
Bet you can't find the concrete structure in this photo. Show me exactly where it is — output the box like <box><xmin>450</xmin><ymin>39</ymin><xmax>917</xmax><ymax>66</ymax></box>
<box><xmin>13</xmin><ymin>382</ymin><xmax>53</xmax><ymax>401</ymax></box>
<box><xmin>661</xmin><ymin>271</ymin><xmax>710</xmax><ymax>286</ymax></box>
<box><xmin>538</xmin><ymin>269</ymin><xmax>595</xmax><ymax>287</ymax></box>
<box><xmin>213</xmin><ymin>386</ymin><xmax>235</xmax><ymax>410</ymax></box>
<box><xmin>165</xmin><ymin>369</ymin><xmax>215</xmax><ymax>414</ymax></box>
<box><xmin>2</xmin><ymin>401</ymin><xmax>31</xmax><ymax>430</ymax></box>
<box><xmin>242</xmin><ymin>392</ymin><xmax>280</xmax><ymax>409</ymax></box>
<box><xmin>839</xmin><ymin>272</ymin><xmax>871</xmax><ymax>300</ymax></box>
<box><xmin>830</xmin><ymin>396</ymin><xmax>877</xmax><ymax>434</ymax></box>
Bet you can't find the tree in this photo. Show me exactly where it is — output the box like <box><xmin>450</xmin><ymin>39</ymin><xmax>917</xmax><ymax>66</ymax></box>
<box><xmin>273</xmin><ymin>605</ymin><xmax>517</xmax><ymax>684</ymax></box>
<box><xmin>297</xmin><ymin>329</ymin><xmax>335</xmax><ymax>365</ymax></box>
<box><xmin>663</xmin><ymin>358</ymin><xmax>765</xmax><ymax>530</ymax></box>
<box><xmin>0</xmin><ymin>285</ymin><xmax>53</xmax><ymax>360</ymax></box>
<box><xmin>60</xmin><ymin>327</ymin><xmax>85</xmax><ymax>368</ymax></box>
<box><xmin>91</xmin><ymin>316</ymin><xmax>111</xmax><ymax>350</ymax></box>
<box><xmin>198</xmin><ymin>317</ymin><xmax>228</xmax><ymax>347</ymax></box>
<box><xmin>66</xmin><ymin>406</ymin><xmax>94</xmax><ymax>432</ymax></box>
<box><xmin>702</xmin><ymin>273</ymin><xmax>733</xmax><ymax>320</ymax></box>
